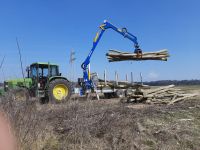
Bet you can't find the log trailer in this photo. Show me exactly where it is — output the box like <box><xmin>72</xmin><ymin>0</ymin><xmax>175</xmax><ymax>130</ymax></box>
<box><xmin>79</xmin><ymin>20</ymin><xmax>142</xmax><ymax>95</ymax></box>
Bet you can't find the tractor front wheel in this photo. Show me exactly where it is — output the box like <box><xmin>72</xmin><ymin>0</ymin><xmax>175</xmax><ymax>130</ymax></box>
<box><xmin>48</xmin><ymin>79</ymin><xmax>71</xmax><ymax>103</ymax></box>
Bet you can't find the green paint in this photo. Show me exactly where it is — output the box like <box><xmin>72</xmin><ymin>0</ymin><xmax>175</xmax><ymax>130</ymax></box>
<box><xmin>0</xmin><ymin>88</ymin><xmax>4</xmax><ymax>95</ymax></box>
<box><xmin>4</xmin><ymin>78</ymin><xmax>33</xmax><ymax>89</ymax></box>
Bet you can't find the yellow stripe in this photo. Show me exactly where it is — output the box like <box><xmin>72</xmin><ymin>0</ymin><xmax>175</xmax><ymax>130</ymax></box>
<box><xmin>88</xmin><ymin>70</ymin><xmax>90</xmax><ymax>80</ymax></box>
<box><xmin>100</xmin><ymin>24</ymin><xmax>105</xmax><ymax>30</ymax></box>
<box><xmin>94</xmin><ymin>32</ymin><xmax>99</xmax><ymax>42</ymax></box>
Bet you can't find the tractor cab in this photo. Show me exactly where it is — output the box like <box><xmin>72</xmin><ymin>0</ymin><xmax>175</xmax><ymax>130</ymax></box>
<box><xmin>28</xmin><ymin>62</ymin><xmax>61</xmax><ymax>97</ymax></box>
<box><xmin>27</xmin><ymin>62</ymin><xmax>71</xmax><ymax>102</ymax></box>
<box><xmin>29</xmin><ymin>63</ymin><xmax>59</xmax><ymax>84</ymax></box>
<box><xmin>29</xmin><ymin>62</ymin><xmax>60</xmax><ymax>77</ymax></box>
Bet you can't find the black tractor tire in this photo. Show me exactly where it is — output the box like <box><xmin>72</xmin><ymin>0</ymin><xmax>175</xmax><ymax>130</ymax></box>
<box><xmin>39</xmin><ymin>97</ymin><xmax>49</xmax><ymax>104</ymax></box>
<box><xmin>48</xmin><ymin>79</ymin><xmax>72</xmax><ymax>103</ymax></box>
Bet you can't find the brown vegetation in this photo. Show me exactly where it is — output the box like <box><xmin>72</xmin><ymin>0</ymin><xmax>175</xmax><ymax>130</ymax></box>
<box><xmin>0</xmin><ymin>88</ymin><xmax>200</xmax><ymax>150</ymax></box>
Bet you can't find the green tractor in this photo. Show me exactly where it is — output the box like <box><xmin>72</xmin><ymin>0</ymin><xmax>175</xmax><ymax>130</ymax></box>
<box><xmin>4</xmin><ymin>62</ymin><xmax>72</xmax><ymax>103</ymax></box>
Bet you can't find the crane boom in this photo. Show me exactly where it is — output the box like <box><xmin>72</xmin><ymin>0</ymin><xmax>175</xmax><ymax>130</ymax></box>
<box><xmin>81</xmin><ymin>20</ymin><xmax>142</xmax><ymax>91</ymax></box>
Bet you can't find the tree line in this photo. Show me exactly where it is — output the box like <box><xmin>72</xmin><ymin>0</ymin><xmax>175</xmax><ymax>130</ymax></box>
<box><xmin>143</xmin><ymin>80</ymin><xmax>200</xmax><ymax>86</ymax></box>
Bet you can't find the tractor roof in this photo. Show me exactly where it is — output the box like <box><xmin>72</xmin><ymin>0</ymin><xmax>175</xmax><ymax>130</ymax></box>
<box><xmin>30</xmin><ymin>62</ymin><xmax>59</xmax><ymax>66</ymax></box>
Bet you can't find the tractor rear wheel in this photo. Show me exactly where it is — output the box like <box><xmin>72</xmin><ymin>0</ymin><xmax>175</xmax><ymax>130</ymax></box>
<box><xmin>48</xmin><ymin>79</ymin><xmax>71</xmax><ymax>103</ymax></box>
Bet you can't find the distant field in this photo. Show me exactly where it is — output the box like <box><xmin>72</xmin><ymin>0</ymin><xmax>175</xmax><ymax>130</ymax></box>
<box><xmin>149</xmin><ymin>84</ymin><xmax>200</xmax><ymax>94</ymax></box>
<box><xmin>177</xmin><ymin>85</ymin><xmax>200</xmax><ymax>90</ymax></box>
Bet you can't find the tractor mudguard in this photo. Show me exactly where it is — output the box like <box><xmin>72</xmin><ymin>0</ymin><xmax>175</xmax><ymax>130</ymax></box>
<box><xmin>49</xmin><ymin>76</ymin><xmax>69</xmax><ymax>83</ymax></box>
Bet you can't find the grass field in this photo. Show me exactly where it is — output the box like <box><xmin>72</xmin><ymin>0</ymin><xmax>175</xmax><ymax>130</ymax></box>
<box><xmin>0</xmin><ymin>85</ymin><xmax>200</xmax><ymax>150</ymax></box>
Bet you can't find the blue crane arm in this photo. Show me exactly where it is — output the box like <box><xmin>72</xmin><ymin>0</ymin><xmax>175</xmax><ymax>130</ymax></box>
<box><xmin>81</xmin><ymin>20</ymin><xmax>141</xmax><ymax>90</ymax></box>
<box><xmin>81</xmin><ymin>20</ymin><xmax>140</xmax><ymax>69</ymax></box>
<box><xmin>102</xmin><ymin>21</ymin><xmax>139</xmax><ymax>48</ymax></box>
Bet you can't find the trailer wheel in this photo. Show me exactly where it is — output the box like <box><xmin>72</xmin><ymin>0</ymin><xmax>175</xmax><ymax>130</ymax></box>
<box><xmin>48</xmin><ymin>79</ymin><xmax>71</xmax><ymax>103</ymax></box>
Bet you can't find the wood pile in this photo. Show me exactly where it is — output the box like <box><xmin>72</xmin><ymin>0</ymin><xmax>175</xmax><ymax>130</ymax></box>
<box><xmin>106</xmin><ymin>49</ymin><xmax>169</xmax><ymax>62</ymax></box>
<box><xmin>126</xmin><ymin>85</ymin><xmax>198</xmax><ymax>105</ymax></box>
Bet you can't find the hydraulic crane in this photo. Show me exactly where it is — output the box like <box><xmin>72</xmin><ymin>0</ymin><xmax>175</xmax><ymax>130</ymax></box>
<box><xmin>81</xmin><ymin>20</ymin><xmax>142</xmax><ymax>92</ymax></box>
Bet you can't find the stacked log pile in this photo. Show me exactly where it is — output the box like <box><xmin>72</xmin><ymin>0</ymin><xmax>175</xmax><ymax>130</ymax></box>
<box><xmin>106</xmin><ymin>49</ymin><xmax>169</xmax><ymax>62</ymax></box>
<box><xmin>126</xmin><ymin>85</ymin><xmax>198</xmax><ymax>105</ymax></box>
<box><xmin>96</xmin><ymin>78</ymin><xmax>198</xmax><ymax>105</ymax></box>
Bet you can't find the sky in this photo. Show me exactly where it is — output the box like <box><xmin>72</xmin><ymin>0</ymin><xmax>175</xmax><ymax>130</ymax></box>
<box><xmin>0</xmin><ymin>0</ymin><xmax>200</xmax><ymax>82</ymax></box>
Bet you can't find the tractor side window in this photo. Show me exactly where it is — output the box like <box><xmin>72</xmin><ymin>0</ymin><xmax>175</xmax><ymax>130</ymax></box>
<box><xmin>51</xmin><ymin>66</ymin><xmax>58</xmax><ymax>76</ymax></box>
<box><xmin>30</xmin><ymin>66</ymin><xmax>37</xmax><ymax>78</ymax></box>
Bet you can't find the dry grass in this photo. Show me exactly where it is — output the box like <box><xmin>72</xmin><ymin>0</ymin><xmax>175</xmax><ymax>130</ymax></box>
<box><xmin>0</xmin><ymin>93</ymin><xmax>51</xmax><ymax>150</ymax></box>
<box><xmin>0</xmin><ymin>88</ymin><xmax>200</xmax><ymax>150</ymax></box>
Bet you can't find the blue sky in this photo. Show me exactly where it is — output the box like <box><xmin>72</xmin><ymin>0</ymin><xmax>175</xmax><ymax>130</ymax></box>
<box><xmin>0</xmin><ymin>0</ymin><xmax>200</xmax><ymax>82</ymax></box>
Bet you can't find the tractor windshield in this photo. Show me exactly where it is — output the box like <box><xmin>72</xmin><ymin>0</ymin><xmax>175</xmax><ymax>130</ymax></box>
<box><xmin>30</xmin><ymin>65</ymin><xmax>37</xmax><ymax>78</ymax></box>
<box><xmin>38</xmin><ymin>67</ymin><xmax>48</xmax><ymax>77</ymax></box>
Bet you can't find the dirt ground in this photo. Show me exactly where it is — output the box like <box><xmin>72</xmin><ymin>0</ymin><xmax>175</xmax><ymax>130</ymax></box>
<box><xmin>0</xmin><ymin>86</ymin><xmax>200</xmax><ymax>150</ymax></box>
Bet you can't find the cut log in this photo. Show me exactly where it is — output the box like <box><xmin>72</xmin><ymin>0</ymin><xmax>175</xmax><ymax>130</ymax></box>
<box><xmin>145</xmin><ymin>85</ymin><xmax>175</xmax><ymax>95</ymax></box>
<box><xmin>125</xmin><ymin>84</ymin><xmax>198</xmax><ymax>105</ymax></box>
<box><xmin>167</xmin><ymin>94</ymin><xmax>198</xmax><ymax>105</ymax></box>
<box><xmin>106</xmin><ymin>49</ymin><xmax>169</xmax><ymax>62</ymax></box>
